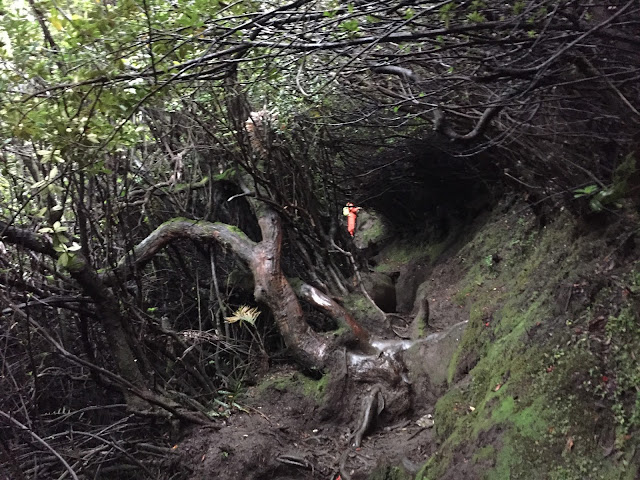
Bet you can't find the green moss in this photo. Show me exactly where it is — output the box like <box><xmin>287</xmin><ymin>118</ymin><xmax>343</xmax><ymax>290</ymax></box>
<box><xmin>447</xmin><ymin>315</ymin><xmax>483</xmax><ymax>384</ymax></box>
<box><xmin>491</xmin><ymin>441</ymin><xmax>516</xmax><ymax>480</ymax></box>
<box><xmin>369</xmin><ymin>466</ymin><xmax>413</xmax><ymax>480</ymax></box>
<box><xmin>515</xmin><ymin>404</ymin><xmax>548</xmax><ymax>438</ymax></box>
<box><xmin>163</xmin><ymin>216</ymin><xmax>191</xmax><ymax>223</ymax></box>
<box><xmin>255</xmin><ymin>375</ymin><xmax>291</xmax><ymax>394</ymax></box>
<box><xmin>374</xmin><ymin>241</ymin><xmax>430</xmax><ymax>274</ymax></box>
<box><xmin>415</xmin><ymin>451</ymin><xmax>451</xmax><ymax>480</ymax></box>
<box><xmin>414</xmin><ymin>311</ymin><xmax>428</xmax><ymax>338</ymax></box>
<box><xmin>300</xmin><ymin>372</ymin><xmax>329</xmax><ymax>401</ymax></box>
<box><xmin>472</xmin><ymin>445</ymin><xmax>495</xmax><ymax>464</ymax></box>
<box><xmin>491</xmin><ymin>395</ymin><xmax>515</xmax><ymax>422</ymax></box>
<box><xmin>434</xmin><ymin>387</ymin><xmax>469</xmax><ymax>440</ymax></box>
<box><xmin>223</xmin><ymin>223</ymin><xmax>251</xmax><ymax>238</ymax></box>
<box><xmin>343</xmin><ymin>292</ymin><xmax>379</xmax><ymax>320</ymax></box>
<box><xmin>415</xmin><ymin>205</ymin><xmax>640</xmax><ymax>480</ymax></box>
<box><xmin>366</xmin><ymin>200</ymin><xmax>640</xmax><ymax>480</ymax></box>
<box><xmin>359</xmin><ymin>215</ymin><xmax>389</xmax><ymax>246</ymax></box>
<box><xmin>602</xmin><ymin>303</ymin><xmax>640</xmax><ymax>433</ymax></box>
<box><xmin>423</xmin><ymin>237</ymin><xmax>451</xmax><ymax>264</ymax></box>
<box><xmin>255</xmin><ymin>372</ymin><xmax>329</xmax><ymax>405</ymax></box>
<box><xmin>373</xmin><ymin>231</ymin><xmax>455</xmax><ymax>275</ymax></box>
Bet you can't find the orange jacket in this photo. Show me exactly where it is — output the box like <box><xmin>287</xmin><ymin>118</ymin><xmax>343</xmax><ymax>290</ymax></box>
<box><xmin>346</xmin><ymin>204</ymin><xmax>360</xmax><ymax>236</ymax></box>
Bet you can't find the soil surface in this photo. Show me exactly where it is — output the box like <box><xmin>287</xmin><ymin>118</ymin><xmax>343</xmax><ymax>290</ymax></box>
<box><xmin>171</xmin><ymin>201</ymin><xmax>640</xmax><ymax>480</ymax></box>
<box><xmin>178</xmin><ymin>372</ymin><xmax>435</xmax><ymax>479</ymax></box>
<box><xmin>175</xmin><ymin>239</ymin><xmax>471</xmax><ymax>479</ymax></box>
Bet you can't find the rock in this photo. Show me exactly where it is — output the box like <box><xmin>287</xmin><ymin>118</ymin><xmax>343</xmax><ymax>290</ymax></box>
<box><xmin>411</xmin><ymin>280</ymin><xmax>430</xmax><ymax>338</ymax></box>
<box><xmin>354</xmin><ymin>210</ymin><xmax>392</xmax><ymax>250</ymax></box>
<box><xmin>395</xmin><ymin>261</ymin><xmax>431</xmax><ymax>313</ymax></box>
<box><xmin>403</xmin><ymin>321</ymin><xmax>468</xmax><ymax>397</ymax></box>
<box><xmin>360</xmin><ymin>271</ymin><xmax>397</xmax><ymax>312</ymax></box>
<box><xmin>416</xmin><ymin>413</ymin><xmax>435</xmax><ymax>428</ymax></box>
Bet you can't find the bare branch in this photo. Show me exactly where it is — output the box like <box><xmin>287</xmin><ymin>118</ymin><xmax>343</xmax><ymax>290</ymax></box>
<box><xmin>113</xmin><ymin>218</ymin><xmax>257</xmax><ymax>278</ymax></box>
<box><xmin>0</xmin><ymin>410</ymin><xmax>79</xmax><ymax>480</ymax></box>
<box><xmin>297</xmin><ymin>282</ymin><xmax>371</xmax><ymax>347</ymax></box>
<box><xmin>370</xmin><ymin>65</ymin><xmax>418</xmax><ymax>82</ymax></box>
<box><xmin>433</xmin><ymin>104</ymin><xmax>501</xmax><ymax>141</ymax></box>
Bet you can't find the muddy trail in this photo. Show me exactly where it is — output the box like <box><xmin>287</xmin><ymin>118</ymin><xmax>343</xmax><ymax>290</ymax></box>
<box><xmin>171</xmin><ymin>200</ymin><xmax>640</xmax><ymax>480</ymax></box>
<box><xmin>174</xmin><ymin>236</ymin><xmax>470</xmax><ymax>480</ymax></box>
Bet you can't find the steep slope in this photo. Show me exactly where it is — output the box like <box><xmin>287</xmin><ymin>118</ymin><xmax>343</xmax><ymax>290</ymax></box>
<box><xmin>410</xmin><ymin>198</ymin><xmax>640</xmax><ymax>480</ymax></box>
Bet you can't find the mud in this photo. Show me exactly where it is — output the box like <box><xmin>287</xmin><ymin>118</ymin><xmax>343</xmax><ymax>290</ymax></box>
<box><xmin>174</xmin><ymin>241</ymin><xmax>471</xmax><ymax>479</ymax></box>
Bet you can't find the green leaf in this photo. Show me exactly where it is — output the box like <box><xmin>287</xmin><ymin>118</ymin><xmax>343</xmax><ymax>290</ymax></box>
<box><xmin>467</xmin><ymin>11</ymin><xmax>486</xmax><ymax>23</ymax></box>
<box><xmin>573</xmin><ymin>184</ymin><xmax>598</xmax><ymax>198</ymax></box>
<box><xmin>339</xmin><ymin>19</ymin><xmax>359</xmax><ymax>32</ymax></box>
<box><xmin>31</xmin><ymin>179</ymin><xmax>47</xmax><ymax>190</ymax></box>
<box><xmin>214</xmin><ymin>168</ymin><xmax>235</xmax><ymax>181</ymax></box>
<box><xmin>589</xmin><ymin>197</ymin><xmax>603</xmax><ymax>212</ymax></box>
<box><xmin>86</xmin><ymin>133</ymin><xmax>100</xmax><ymax>143</ymax></box>
<box><xmin>67</xmin><ymin>242</ymin><xmax>82</xmax><ymax>252</ymax></box>
<box><xmin>58</xmin><ymin>252</ymin><xmax>69</xmax><ymax>268</ymax></box>
<box><xmin>50</xmin><ymin>15</ymin><xmax>64</xmax><ymax>31</ymax></box>
<box><xmin>439</xmin><ymin>3</ymin><xmax>456</xmax><ymax>27</ymax></box>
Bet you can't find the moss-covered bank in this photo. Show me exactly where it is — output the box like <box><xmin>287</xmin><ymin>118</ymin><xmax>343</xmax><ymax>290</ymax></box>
<box><xmin>408</xmin><ymin>199</ymin><xmax>640</xmax><ymax>479</ymax></box>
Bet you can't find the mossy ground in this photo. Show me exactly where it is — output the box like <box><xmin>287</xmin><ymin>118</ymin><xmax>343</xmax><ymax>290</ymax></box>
<box><xmin>369</xmin><ymin>466</ymin><xmax>414</xmax><ymax>480</ymax></box>
<box><xmin>413</xmin><ymin>201</ymin><xmax>640</xmax><ymax>480</ymax></box>
<box><xmin>373</xmin><ymin>233</ymin><xmax>454</xmax><ymax>275</ymax></box>
<box><xmin>254</xmin><ymin>369</ymin><xmax>329</xmax><ymax>405</ymax></box>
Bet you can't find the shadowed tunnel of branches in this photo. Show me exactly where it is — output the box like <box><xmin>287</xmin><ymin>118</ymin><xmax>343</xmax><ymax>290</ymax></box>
<box><xmin>1</xmin><ymin>0</ymin><xmax>639</xmax><ymax>478</ymax></box>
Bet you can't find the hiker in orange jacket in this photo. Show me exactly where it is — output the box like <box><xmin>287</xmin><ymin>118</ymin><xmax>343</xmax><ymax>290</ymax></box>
<box><xmin>345</xmin><ymin>202</ymin><xmax>361</xmax><ymax>237</ymax></box>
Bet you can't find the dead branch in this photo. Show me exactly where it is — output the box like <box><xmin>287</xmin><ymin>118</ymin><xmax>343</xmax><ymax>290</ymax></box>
<box><xmin>296</xmin><ymin>282</ymin><xmax>371</xmax><ymax>347</ymax></box>
<box><xmin>433</xmin><ymin>105</ymin><xmax>501</xmax><ymax>142</ymax></box>
<box><xmin>351</xmin><ymin>384</ymin><xmax>385</xmax><ymax>447</ymax></box>
<box><xmin>0</xmin><ymin>410</ymin><xmax>79</xmax><ymax>480</ymax></box>
<box><xmin>370</xmin><ymin>65</ymin><xmax>417</xmax><ymax>82</ymax></box>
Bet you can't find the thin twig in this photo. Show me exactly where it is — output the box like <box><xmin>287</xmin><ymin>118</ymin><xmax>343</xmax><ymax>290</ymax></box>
<box><xmin>0</xmin><ymin>410</ymin><xmax>79</xmax><ymax>480</ymax></box>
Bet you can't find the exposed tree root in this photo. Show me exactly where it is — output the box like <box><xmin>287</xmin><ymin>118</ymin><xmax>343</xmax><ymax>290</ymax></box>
<box><xmin>351</xmin><ymin>384</ymin><xmax>385</xmax><ymax>447</ymax></box>
<box><xmin>296</xmin><ymin>282</ymin><xmax>371</xmax><ymax>348</ymax></box>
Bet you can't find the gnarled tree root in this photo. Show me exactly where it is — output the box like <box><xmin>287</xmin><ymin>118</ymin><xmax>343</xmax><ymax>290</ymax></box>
<box><xmin>351</xmin><ymin>384</ymin><xmax>385</xmax><ymax>448</ymax></box>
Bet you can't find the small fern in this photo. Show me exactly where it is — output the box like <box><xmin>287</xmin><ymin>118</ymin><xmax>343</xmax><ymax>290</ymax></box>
<box><xmin>225</xmin><ymin>305</ymin><xmax>260</xmax><ymax>326</ymax></box>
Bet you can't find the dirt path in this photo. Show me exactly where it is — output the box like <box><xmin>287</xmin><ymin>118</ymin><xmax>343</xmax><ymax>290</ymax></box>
<box><xmin>176</xmin><ymin>244</ymin><xmax>470</xmax><ymax>479</ymax></box>
<box><xmin>178</xmin><ymin>376</ymin><xmax>437</xmax><ymax>480</ymax></box>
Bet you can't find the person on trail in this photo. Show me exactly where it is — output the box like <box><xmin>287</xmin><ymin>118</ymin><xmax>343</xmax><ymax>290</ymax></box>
<box><xmin>343</xmin><ymin>202</ymin><xmax>361</xmax><ymax>237</ymax></box>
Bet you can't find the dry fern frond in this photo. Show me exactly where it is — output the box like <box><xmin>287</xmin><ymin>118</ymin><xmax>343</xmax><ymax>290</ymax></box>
<box><xmin>225</xmin><ymin>305</ymin><xmax>260</xmax><ymax>326</ymax></box>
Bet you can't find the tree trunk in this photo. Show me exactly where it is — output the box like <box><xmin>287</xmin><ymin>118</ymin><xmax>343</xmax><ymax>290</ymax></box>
<box><xmin>68</xmin><ymin>266</ymin><xmax>149</xmax><ymax>405</ymax></box>
<box><xmin>0</xmin><ymin>220</ymin><xmax>149</xmax><ymax>406</ymax></box>
<box><xmin>250</xmin><ymin>209</ymin><xmax>329</xmax><ymax>366</ymax></box>
<box><xmin>1</xmin><ymin>208</ymin><xmax>367</xmax><ymax>374</ymax></box>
